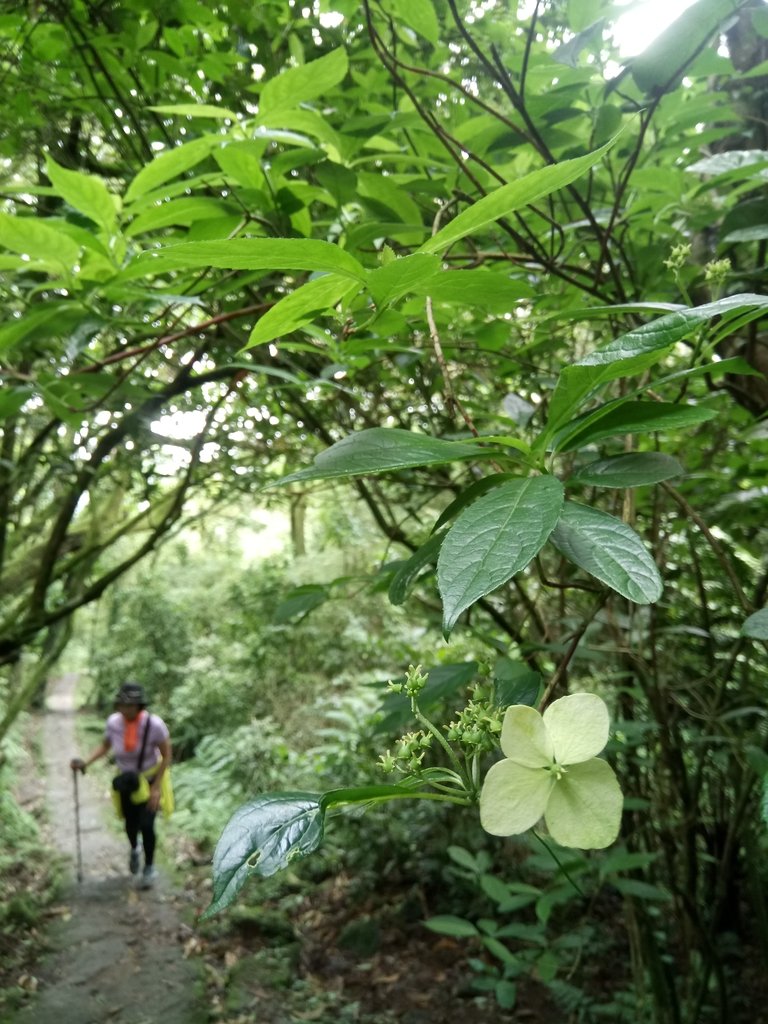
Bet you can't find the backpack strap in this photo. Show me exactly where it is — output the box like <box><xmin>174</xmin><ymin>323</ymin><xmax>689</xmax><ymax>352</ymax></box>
<box><xmin>136</xmin><ymin>713</ymin><xmax>151</xmax><ymax>772</ymax></box>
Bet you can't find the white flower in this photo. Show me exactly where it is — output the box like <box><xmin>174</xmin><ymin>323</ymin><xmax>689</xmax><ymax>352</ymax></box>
<box><xmin>479</xmin><ymin>693</ymin><xmax>622</xmax><ymax>849</ymax></box>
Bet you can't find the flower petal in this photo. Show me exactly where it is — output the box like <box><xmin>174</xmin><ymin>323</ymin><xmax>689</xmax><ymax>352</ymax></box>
<box><xmin>543</xmin><ymin>693</ymin><xmax>609</xmax><ymax>765</ymax></box>
<box><xmin>480</xmin><ymin>758</ymin><xmax>554</xmax><ymax>836</ymax></box>
<box><xmin>544</xmin><ymin>758</ymin><xmax>623</xmax><ymax>849</ymax></box>
<box><xmin>499</xmin><ymin>704</ymin><xmax>553</xmax><ymax>766</ymax></box>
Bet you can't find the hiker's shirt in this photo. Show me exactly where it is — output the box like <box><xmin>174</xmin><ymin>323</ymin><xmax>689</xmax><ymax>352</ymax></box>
<box><xmin>105</xmin><ymin>711</ymin><xmax>170</xmax><ymax>773</ymax></box>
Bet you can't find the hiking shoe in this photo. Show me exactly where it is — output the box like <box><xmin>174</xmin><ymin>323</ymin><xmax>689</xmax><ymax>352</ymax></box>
<box><xmin>139</xmin><ymin>865</ymin><xmax>157</xmax><ymax>889</ymax></box>
<box><xmin>129</xmin><ymin>847</ymin><xmax>140</xmax><ymax>875</ymax></box>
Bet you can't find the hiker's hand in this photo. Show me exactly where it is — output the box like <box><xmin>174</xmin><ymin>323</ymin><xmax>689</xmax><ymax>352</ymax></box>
<box><xmin>71</xmin><ymin>758</ymin><xmax>86</xmax><ymax>773</ymax></box>
<box><xmin>147</xmin><ymin>786</ymin><xmax>161</xmax><ymax>812</ymax></box>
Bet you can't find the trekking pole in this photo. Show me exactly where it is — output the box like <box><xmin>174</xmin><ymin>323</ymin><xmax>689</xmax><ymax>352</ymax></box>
<box><xmin>72</xmin><ymin>766</ymin><xmax>84</xmax><ymax>883</ymax></box>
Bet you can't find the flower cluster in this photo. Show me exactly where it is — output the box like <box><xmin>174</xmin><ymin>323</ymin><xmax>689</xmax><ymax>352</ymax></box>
<box><xmin>663</xmin><ymin>242</ymin><xmax>691</xmax><ymax>271</ymax></box>
<box><xmin>445</xmin><ymin>685</ymin><xmax>503</xmax><ymax>754</ymax></box>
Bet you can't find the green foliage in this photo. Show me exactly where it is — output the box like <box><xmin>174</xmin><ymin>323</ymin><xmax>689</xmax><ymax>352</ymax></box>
<box><xmin>1</xmin><ymin>0</ymin><xmax>768</xmax><ymax>1020</ymax></box>
<box><xmin>0</xmin><ymin>728</ymin><xmax>65</xmax><ymax>1014</ymax></box>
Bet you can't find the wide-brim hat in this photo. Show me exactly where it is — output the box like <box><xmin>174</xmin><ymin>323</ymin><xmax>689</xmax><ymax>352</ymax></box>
<box><xmin>114</xmin><ymin>682</ymin><xmax>148</xmax><ymax>707</ymax></box>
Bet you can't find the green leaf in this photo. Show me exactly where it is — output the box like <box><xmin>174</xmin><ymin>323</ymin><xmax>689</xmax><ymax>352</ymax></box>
<box><xmin>0</xmin><ymin>212</ymin><xmax>80</xmax><ymax>270</ymax></box>
<box><xmin>419</xmin><ymin>131</ymin><xmax>624</xmax><ymax>254</ymax></box>
<box><xmin>133</xmin><ymin>238</ymin><xmax>366</xmax><ymax>281</ymax></box>
<box><xmin>741</xmin><ymin>609</ymin><xmax>768</xmax><ymax>641</ymax></box>
<box><xmin>437</xmin><ymin>476</ymin><xmax>564</xmax><ymax>635</ymax></box>
<box><xmin>274</xmin><ymin>585</ymin><xmax>329</xmax><ymax>623</ymax></box>
<box><xmin>433</xmin><ymin>473</ymin><xmax>519</xmax><ymax>533</ymax></box>
<box><xmin>630</xmin><ymin>0</ymin><xmax>741</xmax><ymax>94</ymax></box>
<box><xmin>0</xmin><ymin>304</ymin><xmax>78</xmax><ymax>352</ymax></box>
<box><xmin>555</xmin><ymin>402</ymin><xmax>716</xmax><ymax>453</ymax></box>
<box><xmin>599</xmin><ymin>849</ymin><xmax>659</xmax><ymax>877</ymax></box>
<box><xmin>412</xmin><ymin>270</ymin><xmax>534</xmax><ymax>311</ymax></box>
<box><xmin>357</xmin><ymin>170</ymin><xmax>423</xmax><ymax>225</ymax></box>
<box><xmin>550</xmin><ymin>501</ymin><xmax>663</xmax><ymax>603</ymax></box>
<box><xmin>214</xmin><ymin>145</ymin><xmax>266</xmax><ymax>190</ymax></box>
<box><xmin>124</xmin><ymin>136</ymin><xmax>221</xmax><ymax>204</ymax></box>
<box><xmin>149</xmin><ymin>103</ymin><xmax>238</xmax><ymax>119</ymax></box>
<box><xmin>553</xmin><ymin>18</ymin><xmax>606</xmax><ymax>68</ymax></box>
<box><xmin>245</xmin><ymin>273</ymin><xmax>359</xmax><ymax>350</ymax></box>
<box><xmin>495</xmin><ymin>980</ymin><xmax>518</xmax><ymax>1009</ymax></box>
<box><xmin>547</xmin><ymin>294</ymin><xmax>768</xmax><ymax>432</ymax></box>
<box><xmin>569</xmin><ymin>452</ymin><xmax>684</xmax><ymax>488</ymax></box>
<box><xmin>425</xmin><ymin>915</ymin><xmax>479</xmax><ymax>937</ymax></box>
<box><xmin>612</xmin><ymin>878</ymin><xmax>670</xmax><ymax>901</ymax></box>
<box><xmin>447</xmin><ymin>844</ymin><xmax>486</xmax><ymax>872</ymax></box>
<box><xmin>46</xmin><ymin>159</ymin><xmax>117</xmax><ymax>231</ymax></box>
<box><xmin>686</xmin><ymin>149</ymin><xmax>768</xmax><ymax>178</ymax></box>
<box><xmin>276</xmin><ymin>428</ymin><xmax>486</xmax><ymax>486</ymax></box>
<box><xmin>260</xmin><ymin>47</ymin><xmax>348</xmax><ymax>113</ymax></box>
<box><xmin>389</xmin><ymin>0</ymin><xmax>440</xmax><ymax>44</ymax></box>
<box><xmin>125</xmin><ymin>197</ymin><xmax>232</xmax><ymax>237</ymax></box>
<box><xmin>388</xmin><ymin>531</ymin><xmax>445</xmax><ymax>605</ymax></box>
<box><xmin>322</xmin><ymin>784</ymin><xmax>418</xmax><ymax>808</ymax></box>
<box><xmin>367</xmin><ymin>253</ymin><xmax>441</xmax><ymax>305</ymax></box>
<box><xmin>493</xmin><ymin>658</ymin><xmax>541</xmax><ymax>708</ymax></box>
<box><xmin>204</xmin><ymin>793</ymin><xmax>326</xmax><ymax>916</ymax></box>
<box><xmin>0</xmin><ymin>386</ymin><xmax>31</xmax><ymax>420</ymax></box>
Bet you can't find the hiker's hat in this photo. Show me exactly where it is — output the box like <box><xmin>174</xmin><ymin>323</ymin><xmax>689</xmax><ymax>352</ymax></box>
<box><xmin>114</xmin><ymin>681</ymin><xmax>148</xmax><ymax>707</ymax></box>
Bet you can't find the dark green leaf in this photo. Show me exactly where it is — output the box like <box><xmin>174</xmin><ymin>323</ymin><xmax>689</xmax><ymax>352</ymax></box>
<box><xmin>547</xmin><ymin>294</ymin><xmax>768</xmax><ymax>432</ymax></box>
<box><xmin>438</xmin><ymin>476</ymin><xmax>564</xmax><ymax>635</ymax></box>
<box><xmin>433</xmin><ymin>474</ymin><xmax>519</xmax><ymax>533</ymax></box>
<box><xmin>276</xmin><ymin>428</ymin><xmax>487</xmax><ymax>486</ymax></box>
<box><xmin>323</xmin><ymin>784</ymin><xmax>419</xmax><ymax>807</ymax></box>
<box><xmin>569</xmin><ymin>452</ymin><xmax>684</xmax><ymax>488</ymax></box>
<box><xmin>204</xmin><ymin>793</ymin><xmax>326</xmax><ymax>916</ymax></box>
<box><xmin>555</xmin><ymin>402</ymin><xmax>716</xmax><ymax>453</ymax></box>
<box><xmin>612</xmin><ymin>878</ymin><xmax>670</xmax><ymax>901</ymax></box>
<box><xmin>388</xmin><ymin>531</ymin><xmax>445</xmax><ymax>605</ymax></box>
<box><xmin>493</xmin><ymin>657</ymin><xmax>541</xmax><ymax>707</ymax></box>
<box><xmin>274</xmin><ymin>585</ymin><xmax>329</xmax><ymax>623</ymax></box>
<box><xmin>425</xmin><ymin>915</ymin><xmax>479</xmax><ymax>937</ymax></box>
<box><xmin>550</xmin><ymin>501</ymin><xmax>663</xmax><ymax>603</ymax></box>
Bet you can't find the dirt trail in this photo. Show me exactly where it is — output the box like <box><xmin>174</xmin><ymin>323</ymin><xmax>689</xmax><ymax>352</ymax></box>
<box><xmin>16</xmin><ymin>676</ymin><xmax>206</xmax><ymax>1024</ymax></box>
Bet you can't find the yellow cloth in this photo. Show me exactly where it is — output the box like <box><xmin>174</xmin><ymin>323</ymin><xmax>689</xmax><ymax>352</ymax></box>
<box><xmin>111</xmin><ymin>766</ymin><xmax>174</xmax><ymax>819</ymax></box>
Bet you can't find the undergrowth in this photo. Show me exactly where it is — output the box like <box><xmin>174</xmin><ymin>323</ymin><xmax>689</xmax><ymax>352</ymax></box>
<box><xmin>0</xmin><ymin>721</ymin><xmax>66</xmax><ymax>1015</ymax></box>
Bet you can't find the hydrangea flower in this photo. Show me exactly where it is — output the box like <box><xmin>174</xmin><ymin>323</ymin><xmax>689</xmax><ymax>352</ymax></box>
<box><xmin>479</xmin><ymin>693</ymin><xmax>622</xmax><ymax>849</ymax></box>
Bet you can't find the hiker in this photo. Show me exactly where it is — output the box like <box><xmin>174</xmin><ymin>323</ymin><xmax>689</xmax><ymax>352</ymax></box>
<box><xmin>70</xmin><ymin>681</ymin><xmax>173</xmax><ymax>889</ymax></box>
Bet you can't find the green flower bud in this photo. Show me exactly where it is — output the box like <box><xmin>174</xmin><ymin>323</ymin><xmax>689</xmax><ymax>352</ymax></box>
<box><xmin>663</xmin><ymin>242</ymin><xmax>691</xmax><ymax>271</ymax></box>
